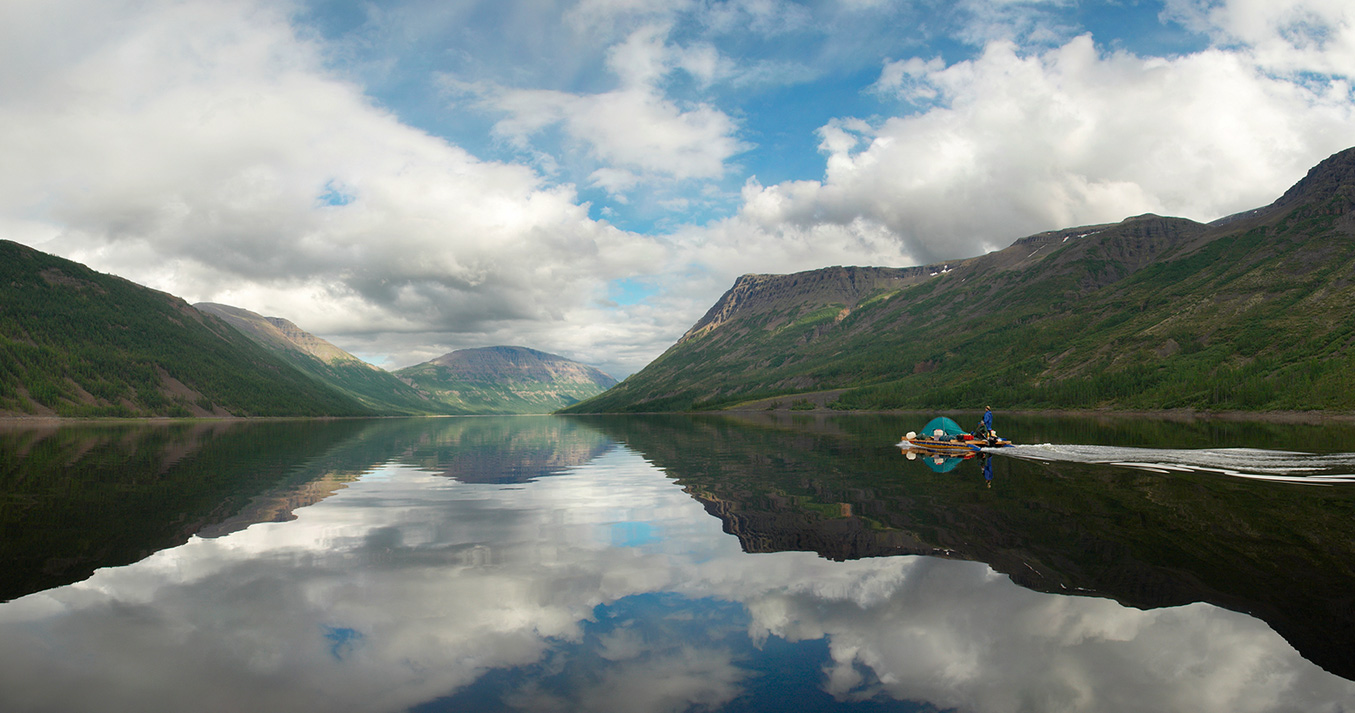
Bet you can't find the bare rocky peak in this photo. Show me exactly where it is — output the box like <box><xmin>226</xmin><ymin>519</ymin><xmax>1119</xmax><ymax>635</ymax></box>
<box><xmin>1212</xmin><ymin>146</ymin><xmax>1355</xmax><ymax>229</ymax></box>
<box><xmin>1271</xmin><ymin>146</ymin><xmax>1355</xmax><ymax>213</ymax></box>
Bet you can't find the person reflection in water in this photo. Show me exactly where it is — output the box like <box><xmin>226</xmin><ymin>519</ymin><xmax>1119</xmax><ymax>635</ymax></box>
<box><xmin>982</xmin><ymin>453</ymin><xmax>993</xmax><ymax>488</ymax></box>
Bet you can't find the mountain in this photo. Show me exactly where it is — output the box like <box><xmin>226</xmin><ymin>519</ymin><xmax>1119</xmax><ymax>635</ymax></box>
<box><xmin>395</xmin><ymin>346</ymin><xmax>617</xmax><ymax>414</ymax></box>
<box><xmin>0</xmin><ymin>241</ymin><xmax>371</xmax><ymax>417</ymax></box>
<box><xmin>194</xmin><ymin>303</ymin><xmax>440</xmax><ymax>415</ymax></box>
<box><xmin>566</xmin><ymin>147</ymin><xmax>1355</xmax><ymax>414</ymax></box>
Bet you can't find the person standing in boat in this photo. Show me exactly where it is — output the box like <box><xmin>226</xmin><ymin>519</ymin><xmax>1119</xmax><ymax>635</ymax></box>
<box><xmin>977</xmin><ymin>406</ymin><xmax>994</xmax><ymax>440</ymax></box>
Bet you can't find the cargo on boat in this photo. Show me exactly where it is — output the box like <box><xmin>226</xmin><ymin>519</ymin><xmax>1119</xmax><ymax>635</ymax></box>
<box><xmin>900</xmin><ymin>416</ymin><xmax>1012</xmax><ymax>453</ymax></box>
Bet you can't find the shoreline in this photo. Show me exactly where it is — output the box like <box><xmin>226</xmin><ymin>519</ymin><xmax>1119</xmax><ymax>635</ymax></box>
<box><xmin>5</xmin><ymin>408</ymin><xmax>1355</xmax><ymax>427</ymax></box>
<box><xmin>721</xmin><ymin>406</ymin><xmax>1355</xmax><ymax>425</ymax></box>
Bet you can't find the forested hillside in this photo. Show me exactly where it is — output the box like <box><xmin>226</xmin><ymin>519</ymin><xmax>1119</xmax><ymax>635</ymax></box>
<box><xmin>0</xmin><ymin>241</ymin><xmax>371</xmax><ymax>417</ymax></box>
<box><xmin>566</xmin><ymin>147</ymin><xmax>1355</xmax><ymax>413</ymax></box>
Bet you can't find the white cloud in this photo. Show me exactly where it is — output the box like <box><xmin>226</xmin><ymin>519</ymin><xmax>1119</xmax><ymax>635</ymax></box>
<box><xmin>0</xmin><ymin>0</ymin><xmax>670</xmax><ymax>374</ymax></box>
<box><xmin>469</xmin><ymin>24</ymin><xmax>750</xmax><ymax>187</ymax></box>
<box><xmin>713</xmin><ymin>32</ymin><xmax>1355</xmax><ymax>268</ymax></box>
<box><xmin>950</xmin><ymin>0</ymin><xmax>1081</xmax><ymax>47</ymax></box>
<box><xmin>1162</xmin><ymin>0</ymin><xmax>1355</xmax><ymax>75</ymax></box>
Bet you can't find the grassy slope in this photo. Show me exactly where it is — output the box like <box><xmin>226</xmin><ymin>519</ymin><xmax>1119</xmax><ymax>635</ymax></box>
<box><xmin>0</xmin><ymin>241</ymin><xmax>371</xmax><ymax>417</ymax></box>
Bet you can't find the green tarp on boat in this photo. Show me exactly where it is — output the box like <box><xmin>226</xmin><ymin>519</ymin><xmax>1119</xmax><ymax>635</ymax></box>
<box><xmin>921</xmin><ymin>417</ymin><xmax>966</xmax><ymax>438</ymax></box>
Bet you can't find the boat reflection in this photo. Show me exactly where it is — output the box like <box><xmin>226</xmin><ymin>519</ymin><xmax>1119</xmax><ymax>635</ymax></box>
<box><xmin>901</xmin><ymin>447</ymin><xmax>997</xmax><ymax>486</ymax></box>
<box><xmin>901</xmin><ymin>446</ymin><xmax>974</xmax><ymax>472</ymax></box>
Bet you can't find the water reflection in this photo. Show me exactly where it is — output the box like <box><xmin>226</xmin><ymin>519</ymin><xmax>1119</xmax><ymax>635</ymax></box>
<box><xmin>1</xmin><ymin>415</ymin><xmax>1353</xmax><ymax>713</ymax></box>
<box><xmin>0</xmin><ymin>418</ymin><xmax>374</xmax><ymax>600</ymax></box>
<box><xmin>588</xmin><ymin>412</ymin><xmax>1355</xmax><ymax>680</ymax></box>
<box><xmin>0</xmin><ymin>417</ymin><xmax>611</xmax><ymax>601</ymax></box>
<box><xmin>400</xmin><ymin>415</ymin><xmax>612</xmax><ymax>483</ymax></box>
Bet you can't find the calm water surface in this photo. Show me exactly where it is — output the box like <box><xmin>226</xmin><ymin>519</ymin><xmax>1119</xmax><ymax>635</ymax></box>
<box><xmin>2</xmin><ymin>413</ymin><xmax>1355</xmax><ymax>713</ymax></box>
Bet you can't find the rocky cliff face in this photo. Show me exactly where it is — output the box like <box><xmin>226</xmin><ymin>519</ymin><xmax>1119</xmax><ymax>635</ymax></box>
<box><xmin>1270</xmin><ymin>146</ymin><xmax>1355</xmax><ymax>217</ymax></box>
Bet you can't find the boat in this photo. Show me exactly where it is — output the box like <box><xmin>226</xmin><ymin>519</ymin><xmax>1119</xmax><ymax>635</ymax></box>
<box><xmin>900</xmin><ymin>416</ymin><xmax>1012</xmax><ymax>453</ymax></box>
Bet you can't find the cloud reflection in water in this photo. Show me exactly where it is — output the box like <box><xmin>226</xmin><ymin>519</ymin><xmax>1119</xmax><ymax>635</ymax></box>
<box><xmin>0</xmin><ymin>447</ymin><xmax>1351</xmax><ymax>713</ymax></box>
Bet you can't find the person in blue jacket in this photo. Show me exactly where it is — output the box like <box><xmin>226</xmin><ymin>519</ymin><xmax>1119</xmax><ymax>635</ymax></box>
<box><xmin>977</xmin><ymin>406</ymin><xmax>994</xmax><ymax>440</ymax></box>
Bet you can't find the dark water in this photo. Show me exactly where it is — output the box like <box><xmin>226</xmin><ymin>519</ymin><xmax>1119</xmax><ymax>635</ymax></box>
<box><xmin>2</xmin><ymin>413</ymin><xmax>1355</xmax><ymax>712</ymax></box>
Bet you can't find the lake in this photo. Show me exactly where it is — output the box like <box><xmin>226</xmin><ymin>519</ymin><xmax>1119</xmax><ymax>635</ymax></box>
<box><xmin>3</xmin><ymin>413</ymin><xmax>1355</xmax><ymax>712</ymax></box>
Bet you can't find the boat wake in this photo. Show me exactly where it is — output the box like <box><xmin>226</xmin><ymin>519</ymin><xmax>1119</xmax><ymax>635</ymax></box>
<box><xmin>998</xmin><ymin>444</ymin><xmax>1355</xmax><ymax>485</ymax></box>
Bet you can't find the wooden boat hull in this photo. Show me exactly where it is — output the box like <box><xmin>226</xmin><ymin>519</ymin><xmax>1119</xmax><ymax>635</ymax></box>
<box><xmin>904</xmin><ymin>436</ymin><xmax>1011</xmax><ymax>453</ymax></box>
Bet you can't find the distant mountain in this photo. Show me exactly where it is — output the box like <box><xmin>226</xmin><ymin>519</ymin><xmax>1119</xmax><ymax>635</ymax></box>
<box><xmin>194</xmin><ymin>303</ymin><xmax>440</xmax><ymax>415</ymax></box>
<box><xmin>566</xmin><ymin>147</ymin><xmax>1355</xmax><ymax>413</ymax></box>
<box><xmin>0</xmin><ymin>241</ymin><xmax>371</xmax><ymax>417</ymax></box>
<box><xmin>395</xmin><ymin>346</ymin><xmax>617</xmax><ymax>414</ymax></box>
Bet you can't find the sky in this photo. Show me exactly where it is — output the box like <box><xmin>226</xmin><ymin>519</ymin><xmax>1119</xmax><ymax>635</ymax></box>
<box><xmin>4</xmin><ymin>0</ymin><xmax>1355</xmax><ymax>378</ymax></box>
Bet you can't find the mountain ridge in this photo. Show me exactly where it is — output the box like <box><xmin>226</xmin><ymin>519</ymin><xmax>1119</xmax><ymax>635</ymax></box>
<box><xmin>195</xmin><ymin>303</ymin><xmax>365</xmax><ymax>365</ymax></box>
<box><xmin>565</xmin><ymin>147</ymin><xmax>1355</xmax><ymax>414</ymax></box>
<box><xmin>0</xmin><ymin>243</ymin><xmax>618</xmax><ymax>418</ymax></box>
<box><xmin>193</xmin><ymin>302</ymin><xmax>440</xmax><ymax>415</ymax></box>
<box><xmin>0</xmin><ymin>241</ymin><xmax>372</xmax><ymax>418</ymax></box>
<box><xmin>396</xmin><ymin>346</ymin><xmax>617</xmax><ymax>414</ymax></box>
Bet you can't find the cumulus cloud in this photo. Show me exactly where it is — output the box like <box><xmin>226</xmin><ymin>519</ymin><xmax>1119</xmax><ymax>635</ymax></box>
<box><xmin>716</xmin><ymin>31</ymin><xmax>1355</xmax><ymax>268</ymax></box>
<box><xmin>466</xmin><ymin>23</ymin><xmax>750</xmax><ymax>189</ymax></box>
<box><xmin>0</xmin><ymin>0</ymin><xmax>671</xmax><ymax>374</ymax></box>
<box><xmin>1162</xmin><ymin>0</ymin><xmax>1355</xmax><ymax>75</ymax></box>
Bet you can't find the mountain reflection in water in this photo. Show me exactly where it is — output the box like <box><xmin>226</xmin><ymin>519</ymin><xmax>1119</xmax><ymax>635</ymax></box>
<box><xmin>1</xmin><ymin>414</ymin><xmax>1353</xmax><ymax>713</ymax></box>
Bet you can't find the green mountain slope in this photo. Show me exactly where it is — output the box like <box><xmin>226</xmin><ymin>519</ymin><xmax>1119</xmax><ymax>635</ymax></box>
<box><xmin>567</xmin><ymin>147</ymin><xmax>1355</xmax><ymax>413</ymax></box>
<box><xmin>395</xmin><ymin>346</ymin><xmax>617</xmax><ymax>414</ymax></box>
<box><xmin>0</xmin><ymin>241</ymin><xmax>371</xmax><ymax>417</ymax></box>
<box><xmin>194</xmin><ymin>303</ymin><xmax>441</xmax><ymax>415</ymax></box>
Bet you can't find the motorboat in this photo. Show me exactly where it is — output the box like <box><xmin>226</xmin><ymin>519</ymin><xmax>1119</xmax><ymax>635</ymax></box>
<box><xmin>900</xmin><ymin>416</ymin><xmax>1011</xmax><ymax>453</ymax></box>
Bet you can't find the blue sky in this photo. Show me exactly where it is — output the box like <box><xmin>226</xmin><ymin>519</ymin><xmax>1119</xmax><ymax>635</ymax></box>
<box><xmin>298</xmin><ymin>0</ymin><xmax>1213</xmax><ymax>234</ymax></box>
<box><xmin>3</xmin><ymin>0</ymin><xmax>1355</xmax><ymax>377</ymax></box>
